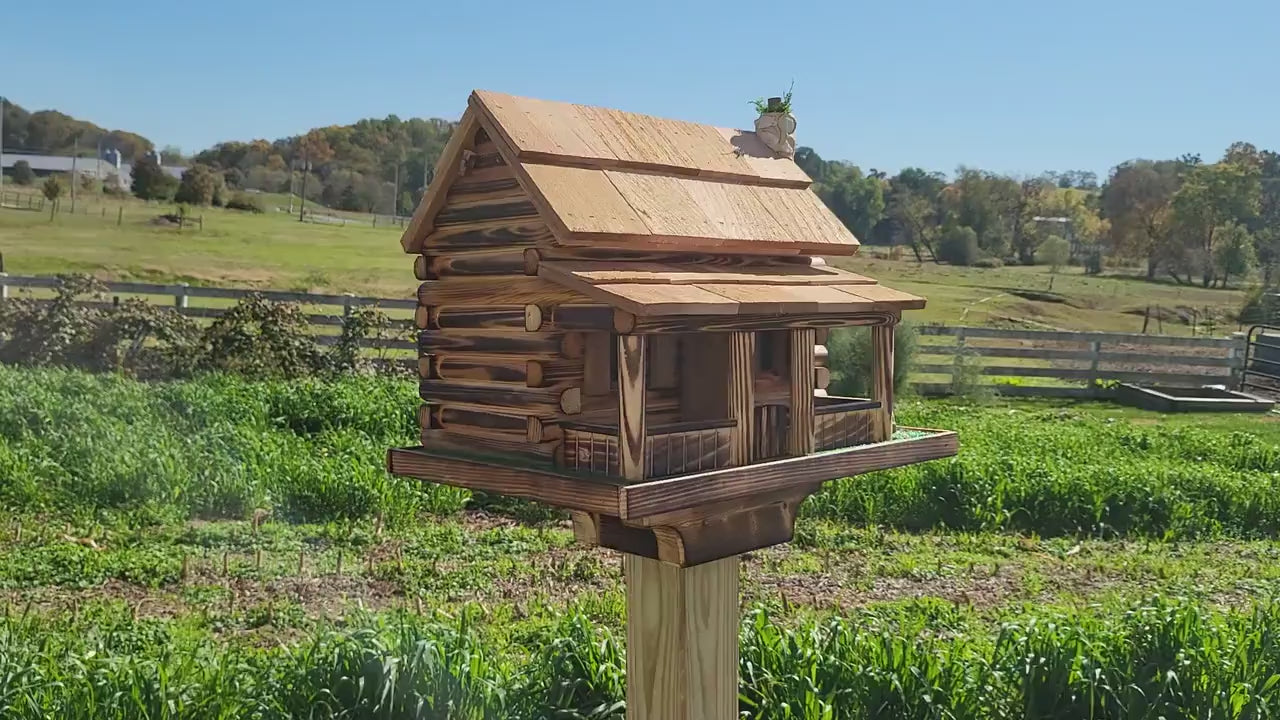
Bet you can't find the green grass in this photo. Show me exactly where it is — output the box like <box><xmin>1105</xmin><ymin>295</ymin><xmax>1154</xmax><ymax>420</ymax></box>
<box><xmin>3</xmin><ymin>367</ymin><xmax>1280</xmax><ymax>717</ymax></box>
<box><xmin>2</xmin><ymin>202</ymin><xmax>1249</xmax><ymax>333</ymax></box>
<box><xmin>835</xmin><ymin>249</ymin><xmax>1247</xmax><ymax>335</ymax></box>
<box><xmin>0</xmin><ymin>194</ymin><xmax>410</xmax><ymax>295</ymax></box>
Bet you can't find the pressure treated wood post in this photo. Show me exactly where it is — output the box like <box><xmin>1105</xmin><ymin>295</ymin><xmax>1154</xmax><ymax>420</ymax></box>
<box><xmin>871</xmin><ymin>323</ymin><xmax>895</xmax><ymax>441</ymax></box>
<box><xmin>788</xmin><ymin>329</ymin><xmax>816</xmax><ymax>455</ymax></box>
<box><xmin>621</xmin><ymin>332</ymin><xmax>739</xmax><ymax>720</ymax></box>
<box><xmin>624</xmin><ymin>554</ymin><xmax>740</xmax><ymax>720</ymax></box>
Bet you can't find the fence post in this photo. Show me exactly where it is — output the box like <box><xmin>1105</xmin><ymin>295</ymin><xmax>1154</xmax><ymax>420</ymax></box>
<box><xmin>1087</xmin><ymin>341</ymin><xmax>1102</xmax><ymax>396</ymax></box>
<box><xmin>117</xmin><ymin>207</ymin><xmax>123</xmax><ymax>226</ymax></box>
<box><xmin>0</xmin><ymin>273</ymin><xmax>8</xmax><ymax>301</ymax></box>
<box><xmin>951</xmin><ymin>328</ymin><xmax>966</xmax><ymax>390</ymax></box>
<box><xmin>175</xmin><ymin>283</ymin><xmax>189</xmax><ymax>310</ymax></box>
<box><xmin>343</xmin><ymin>293</ymin><xmax>355</xmax><ymax>318</ymax></box>
<box><xmin>1227</xmin><ymin>341</ymin><xmax>1242</xmax><ymax>390</ymax></box>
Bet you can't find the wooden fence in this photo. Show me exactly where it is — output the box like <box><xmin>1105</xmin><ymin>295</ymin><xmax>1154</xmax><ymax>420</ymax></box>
<box><xmin>913</xmin><ymin>326</ymin><xmax>1248</xmax><ymax>398</ymax></box>
<box><xmin>0</xmin><ymin>191</ymin><xmax>45</xmax><ymax>211</ymax></box>
<box><xmin>0</xmin><ymin>274</ymin><xmax>418</xmax><ymax>351</ymax></box>
<box><xmin>0</xmin><ymin>274</ymin><xmax>1257</xmax><ymax>392</ymax></box>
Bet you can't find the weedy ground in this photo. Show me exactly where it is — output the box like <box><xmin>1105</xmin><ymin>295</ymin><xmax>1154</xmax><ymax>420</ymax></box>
<box><xmin>2</xmin><ymin>367</ymin><xmax>1279</xmax><ymax>717</ymax></box>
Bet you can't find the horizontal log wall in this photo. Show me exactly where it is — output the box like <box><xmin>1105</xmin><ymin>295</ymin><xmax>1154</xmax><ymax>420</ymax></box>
<box><xmin>414</xmin><ymin>141</ymin><xmax>587</xmax><ymax>464</ymax></box>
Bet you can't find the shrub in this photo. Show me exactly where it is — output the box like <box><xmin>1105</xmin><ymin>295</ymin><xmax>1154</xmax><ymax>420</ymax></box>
<box><xmin>131</xmin><ymin>155</ymin><xmax>179</xmax><ymax>201</ymax></box>
<box><xmin>1084</xmin><ymin>248</ymin><xmax>1104</xmax><ymax>274</ymax></box>
<box><xmin>11</xmin><ymin>159</ymin><xmax>34</xmax><ymax>185</ymax></box>
<box><xmin>1037</xmin><ymin>235</ymin><xmax>1071</xmax><ymax>272</ymax></box>
<box><xmin>937</xmin><ymin>225</ymin><xmax>980</xmax><ymax>266</ymax></box>
<box><xmin>827</xmin><ymin>322</ymin><xmax>918</xmax><ymax>398</ymax></box>
<box><xmin>972</xmin><ymin>256</ymin><xmax>1004</xmax><ymax>269</ymax></box>
<box><xmin>174</xmin><ymin>163</ymin><xmax>223</xmax><ymax>206</ymax></box>
<box><xmin>1240</xmin><ymin>285</ymin><xmax>1278</xmax><ymax>324</ymax></box>
<box><xmin>0</xmin><ymin>274</ymin><xmax>396</xmax><ymax>379</ymax></box>
<box><xmin>40</xmin><ymin>175</ymin><xmax>63</xmax><ymax>203</ymax></box>
<box><xmin>225</xmin><ymin>191</ymin><xmax>266</xmax><ymax>213</ymax></box>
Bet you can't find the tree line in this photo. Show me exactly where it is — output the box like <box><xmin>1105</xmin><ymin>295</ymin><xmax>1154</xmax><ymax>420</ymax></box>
<box><xmin>1</xmin><ymin>98</ymin><xmax>157</xmax><ymax>162</ymax></box>
<box><xmin>5</xmin><ymin>97</ymin><xmax>1277</xmax><ymax>288</ymax></box>
<box><xmin>795</xmin><ymin>143</ymin><xmax>1279</xmax><ymax>288</ymax></box>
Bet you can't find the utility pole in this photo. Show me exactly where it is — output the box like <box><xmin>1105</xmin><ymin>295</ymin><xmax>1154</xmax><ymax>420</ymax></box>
<box><xmin>393</xmin><ymin>161</ymin><xmax>401</xmax><ymax>219</ymax></box>
<box><xmin>297</xmin><ymin>153</ymin><xmax>309</xmax><ymax>222</ymax></box>
<box><xmin>0</xmin><ymin>96</ymin><xmax>5</xmax><ymax>195</ymax></box>
<box><xmin>71</xmin><ymin>136</ymin><xmax>78</xmax><ymax>213</ymax></box>
<box><xmin>288</xmin><ymin>159</ymin><xmax>295</xmax><ymax>214</ymax></box>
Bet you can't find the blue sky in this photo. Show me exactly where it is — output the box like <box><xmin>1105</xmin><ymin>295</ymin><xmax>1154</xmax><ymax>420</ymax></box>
<box><xmin>5</xmin><ymin>0</ymin><xmax>1277</xmax><ymax>177</ymax></box>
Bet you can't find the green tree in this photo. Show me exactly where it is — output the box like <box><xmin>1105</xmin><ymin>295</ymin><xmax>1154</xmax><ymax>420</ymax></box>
<box><xmin>1255</xmin><ymin>150</ymin><xmax>1280</xmax><ymax>285</ymax></box>
<box><xmin>882</xmin><ymin>168</ymin><xmax>946</xmax><ymax>262</ymax></box>
<box><xmin>40</xmin><ymin>175</ymin><xmax>63</xmax><ymax>203</ymax></box>
<box><xmin>1212</xmin><ymin>222</ymin><xmax>1256</xmax><ymax>285</ymax></box>
<box><xmin>937</xmin><ymin>225</ymin><xmax>980</xmax><ymax>266</ymax></box>
<box><xmin>940</xmin><ymin>168</ymin><xmax>1020</xmax><ymax>258</ymax></box>
<box><xmin>887</xmin><ymin>190</ymin><xmax>939</xmax><ymax>262</ymax></box>
<box><xmin>174</xmin><ymin>164</ymin><xmax>224</xmax><ymax>205</ymax></box>
<box><xmin>812</xmin><ymin>161</ymin><xmax>885</xmax><ymax>240</ymax></box>
<box><xmin>1100</xmin><ymin>160</ymin><xmax>1183</xmax><ymax>278</ymax></box>
<box><xmin>11</xmin><ymin>160</ymin><xmax>35</xmax><ymax>185</ymax></box>
<box><xmin>131</xmin><ymin>155</ymin><xmax>178</xmax><ymax>200</ymax></box>
<box><xmin>1170</xmin><ymin>160</ymin><xmax>1261</xmax><ymax>286</ymax></box>
<box><xmin>1037</xmin><ymin>235</ymin><xmax>1071</xmax><ymax>273</ymax></box>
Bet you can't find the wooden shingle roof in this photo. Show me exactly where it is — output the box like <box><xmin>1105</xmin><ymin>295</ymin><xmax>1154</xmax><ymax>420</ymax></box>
<box><xmin>401</xmin><ymin>91</ymin><xmax>861</xmax><ymax>256</ymax></box>
<box><xmin>473</xmin><ymin>90</ymin><xmax>813</xmax><ymax>188</ymax></box>
<box><xmin>537</xmin><ymin>261</ymin><xmax>924</xmax><ymax>316</ymax></box>
<box><xmin>401</xmin><ymin>90</ymin><xmax>925</xmax><ymax>317</ymax></box>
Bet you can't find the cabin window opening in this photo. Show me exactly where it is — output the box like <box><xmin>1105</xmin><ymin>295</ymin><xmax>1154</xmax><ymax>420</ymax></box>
<box><xmin>755</xmin><ymin>330</ymin><xmax>788</xmax><ymax>377</ymax></box>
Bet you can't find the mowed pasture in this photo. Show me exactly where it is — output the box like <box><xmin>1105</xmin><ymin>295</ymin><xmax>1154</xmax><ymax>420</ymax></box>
<box><xmin>1</xmin><ymin>197</ymin><xmax>1248</xmax><ymax>334</ymax></box>
<box><xmin>2</xmin><ymin>367</ymin><xmax>1280</xmax><ymax>718</ymax></box>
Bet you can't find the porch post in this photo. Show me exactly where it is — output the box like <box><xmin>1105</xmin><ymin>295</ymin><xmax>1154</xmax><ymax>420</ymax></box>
<box><xmin>787</xmin><ymin>329</ymin><xmax>816</xmax><ymax>455</ymax></box>
<box><xmin>622</xmin><ymin>332</ymin><xmax>740</xmax><ymax>720</ymax></box>
<box><xmin>617</xmin><ymin>334</ymin><xmax>647</xmax><ymax>480</ymax></box>
<box><xmin>871</xmin><ymin>321</ymin><xmax>896</xmax><ymax>441</ymax></box>
<box><xmin>727</xmin><ymin>331</ymin><xmax>755</xmax><ymax>465</ymax></box>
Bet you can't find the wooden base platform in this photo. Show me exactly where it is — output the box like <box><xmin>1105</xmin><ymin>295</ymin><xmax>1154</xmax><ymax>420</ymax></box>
<box><xmin>388</xmin><ymin>428</ymin><xmax>958</xmax><ymax>565</ymax></box>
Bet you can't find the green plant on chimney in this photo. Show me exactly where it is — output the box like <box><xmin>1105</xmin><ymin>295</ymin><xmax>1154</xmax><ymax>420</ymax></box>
<box><xmin>751</xmin><ymin>81</ymin><xmax>795</xmax><ymax>115</ymax></box>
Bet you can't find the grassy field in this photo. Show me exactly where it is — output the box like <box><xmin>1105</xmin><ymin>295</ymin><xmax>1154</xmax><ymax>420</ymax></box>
<box><xmin>1</xmin><ymin>194</ymin><xmax>1250</xmax><ymax>334</ymax></box>
<box><xmin>2</xmin><ymin>367</ymin><xmax>1280</xmax><ymax>717</ymax></box>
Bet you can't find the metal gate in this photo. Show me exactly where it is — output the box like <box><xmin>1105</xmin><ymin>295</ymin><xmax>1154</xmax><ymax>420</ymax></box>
<box><xmin>1242</xmin><ymin>325</ymin><xmax>1280</xmax><ymax>399</ymax></box>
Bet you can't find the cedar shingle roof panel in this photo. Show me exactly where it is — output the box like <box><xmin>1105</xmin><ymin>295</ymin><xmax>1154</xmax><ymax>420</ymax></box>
<box><xmin>520</xmin><ymin>165</ymin><xmax>859</xmax><ymax>254</ymax></box>
<box><xmin>472</xmin><ymin>90</ymin><xmax>813</xmax><ymax>188</ymax></box>
<box><xmin>538</xmin><ymin>261</ymin><xmax>925</xmax><ymax>317</ymax></box>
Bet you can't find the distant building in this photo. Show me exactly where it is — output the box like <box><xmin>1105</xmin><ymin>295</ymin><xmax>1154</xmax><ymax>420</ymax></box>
<box><xmin>0</xmin><ymin>150</ymin><xmax>186</xmax><ymax>189</ymax></box>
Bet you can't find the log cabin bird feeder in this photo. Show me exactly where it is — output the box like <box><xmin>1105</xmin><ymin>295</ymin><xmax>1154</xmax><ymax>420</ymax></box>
<box><xmin>388</xmin><ymin>90</ymin><xmax>957</xmax><ymax>720</ymax></box>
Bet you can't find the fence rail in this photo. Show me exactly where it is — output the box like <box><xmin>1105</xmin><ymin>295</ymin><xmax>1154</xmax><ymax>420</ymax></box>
<box><xmin>0</xmin><ymin>274</ymin><xmax>1261</xmax><ymax>393</ymax></box>
<box><xmin>0</xmin><ymin>191</ymin><xmax>45</xmax><ymax>211</ymax></box>
<box><xmin>913</xmin><ymin>325</ymin><xmax>1249</xmax><ymax>398</ymax></box>
<box><xmin>0</xmin><ymin>273</ymin><xmax>417</xmax><ymax>351</ymax></box>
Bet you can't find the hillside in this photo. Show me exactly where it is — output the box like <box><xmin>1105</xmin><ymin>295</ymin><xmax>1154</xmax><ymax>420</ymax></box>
<box><xmin>4</xmin><ymin>96</ymin><xmax>1276</xmax><ymax>295</ymax></box>
<box><xmin>0</xmin><ymin>98</ymin><xmax>154</xmax><ymax>161</ymax></box>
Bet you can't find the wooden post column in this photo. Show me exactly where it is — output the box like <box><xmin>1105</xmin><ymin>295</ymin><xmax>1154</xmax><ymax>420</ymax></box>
<box><xmin>727</xmin><ymin>331</ymin><xmax>754</xmax><ymax>466</ymax></box>
<box><xmin>617</xmin><ymin>334</ymin><xmax>647</xmax><ymax>480</ymax></box>
<box><xmin>871</xmin><ymin>322</ymin><xmax>896</xmax><ymax>442</ymax></box>
<box><xmin>621</xmin><ymin>332</ymin><xmax>740</xmax><ymax>720</ymax></box>
<box><xmin>787</xmin><ymin>329</ymin><xmax>816</xmax><ymax>455</ymax></box>
<box><xmin>624</xmin><ymin>554</ymin><xmax>739</xmax><ymax>720</ymax></box>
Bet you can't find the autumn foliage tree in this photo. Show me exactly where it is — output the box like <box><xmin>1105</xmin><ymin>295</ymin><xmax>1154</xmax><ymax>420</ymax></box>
<box><xmin>174</xmin><ymin>164</ymin><xmax>224</xmax><ymax>206</ymax></box>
